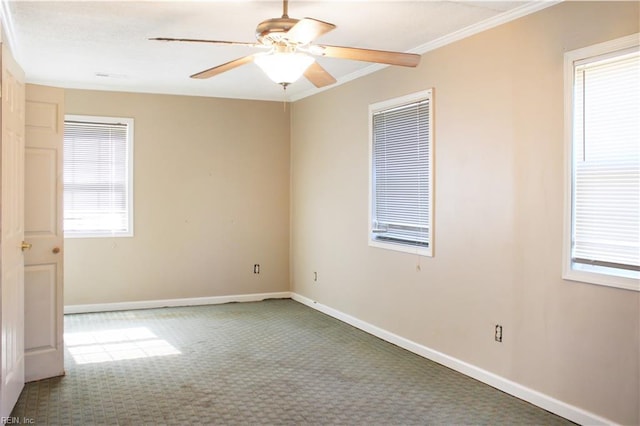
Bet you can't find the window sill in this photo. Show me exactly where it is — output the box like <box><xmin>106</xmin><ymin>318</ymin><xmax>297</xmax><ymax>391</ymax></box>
<box><xmin>563</xmin><ymin>264</ymin><xmax>639</xmax><ymax>292</ymax></box>
<box><xmin>64</xmin><ymin>232</ymin><xmax>133</xmax><ymax>239</ymax></box>
<box><xmin>369</xmin><ymin>239</ymin><xmax>432</xmax><ymax>257</ymax></box>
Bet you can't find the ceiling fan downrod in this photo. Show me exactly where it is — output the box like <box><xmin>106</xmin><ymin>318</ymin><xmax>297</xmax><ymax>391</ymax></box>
<box><xmin>255</xmin><ymin>0</ymin><xmax>299</xmax><ymax>44</ymax></box>
<box><xmin>151</xmin><ymin>0</ymin><xmax>420</xmax><ymax>89</ymax></box>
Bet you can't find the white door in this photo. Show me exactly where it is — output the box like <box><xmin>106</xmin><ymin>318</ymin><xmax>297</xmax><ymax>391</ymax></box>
<box><xmin>24</xmin><ymin>84</ymin><xmax>64</xmax><ymax>382</ymax></box>
<box><xmin>0</xmin><ymin>42</ymin><xmax>26</xmax><ymax>418</ymax></box>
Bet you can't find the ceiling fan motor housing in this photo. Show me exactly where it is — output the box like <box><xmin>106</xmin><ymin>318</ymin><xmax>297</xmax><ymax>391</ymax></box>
<box><xmin>255</xmin><ymin>17</ymin><xmax>299</xmax><ymax>45</ymax></box>
<box><xmin>157</xmin><ymin>0</ymin><xmax>419</xmax><ymax>87</ymax></box>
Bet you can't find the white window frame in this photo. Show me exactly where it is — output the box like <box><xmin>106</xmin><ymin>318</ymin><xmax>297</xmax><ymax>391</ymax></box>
<box><xmin>562</xmin><ymin>34</ymin><xmax>640</xmax><ymax>291</ymax></box>
<box><xmin>368</xmin><ymin>89</ymin><xmax>434</xmax><ymax>257</ymax></box>
<box><xmin>64</xmin><ymin>114</ymin><xmax>134</xmax><ymax>238</ymax></box>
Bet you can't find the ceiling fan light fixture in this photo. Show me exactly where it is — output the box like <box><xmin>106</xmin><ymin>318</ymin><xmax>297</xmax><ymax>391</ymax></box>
<box><xmin>155</xmin><ymin>0</ymin><xmax>421</xmax><ymax>88</ymax></box>
<box><xmin>254</xmin><ymin>51</ymin><xmax>315</xmax><ymax>86</ymax></box>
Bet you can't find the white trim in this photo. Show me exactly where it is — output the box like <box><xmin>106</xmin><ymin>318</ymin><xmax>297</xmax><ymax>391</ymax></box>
<box><xmin>64</xmin><ymin>292</ymin><xmax>292</xmax><ymax>314</ymax></box>
<box><xmin>291</xmin><ymin>292</ymin><xmax>616</xmax><ymax>426</ymax></box>
<box><xmin>65</xmin><ymin>290</ymin><xmax>617</xmax><ymax>424</ymax></box>
<box><xmin>562</xmin><ymin>33</ymin><xmax>640</xmax><ymax>292</ymax></box>
<box><xmin>368</xmin><ymin>89</ymin><xmax>434</xmax><ymax>257</ymax></box>
<box><xmin>410</xmin><ymin>0</ymin><xmax>563</xmax><ymax>56</ymax></box>
<box><xmin>64</xmin><ymin>114</ymin><xmax>135</xmax><ymax>239</ymax></box>
<box><xmin>563</xmin><ymin>33</ymin><xmax>640</xmax><ymax>66</ymax></box>
<box><xmin>289</xmin><ymin>1</ymin><xmax>561</xmax><ymax>102</ymax></box>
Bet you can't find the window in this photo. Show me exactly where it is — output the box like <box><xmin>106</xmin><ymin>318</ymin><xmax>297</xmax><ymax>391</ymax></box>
<box><xmin>369</xmin><ymin>90</ymin><xmax>434</xmax><ymax>256</ymax></box>
<box><xmin>563</xmin><ymin>34</ymin><xmax>639</xmax><ymax>291</ymax></box>
<box><xmin>64</xmin><ymin>115</ymin><xmax>134</xmax><ymax>238</ymax></box>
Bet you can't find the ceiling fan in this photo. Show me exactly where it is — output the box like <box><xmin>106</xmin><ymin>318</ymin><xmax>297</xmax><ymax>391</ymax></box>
<box><xmin>150</xmin><ymin>0</ymin><xmax>421</xmax><ymax>88</ymax></box>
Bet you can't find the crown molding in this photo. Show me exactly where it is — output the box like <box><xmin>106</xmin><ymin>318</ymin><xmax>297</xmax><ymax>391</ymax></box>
<box><xmin>291</xmin><ymin>0</ymin><xmax>563</xmax><ymax>102</ymax></box>
<box><xmin>410</xmin><ymin>0</ymin><xmax>563</xmax><ymax>56</ymax></box>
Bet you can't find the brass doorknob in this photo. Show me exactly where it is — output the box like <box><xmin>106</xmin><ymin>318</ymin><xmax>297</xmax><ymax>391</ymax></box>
<box><xmin>21</xmin><ymin>241</ymin><xmax>32</xmax><ymax>251</ymax></box>
<box><xmin>52</xmin><ymin>247</ymin><xmax>60</xmax><ymax>254</ymax></box>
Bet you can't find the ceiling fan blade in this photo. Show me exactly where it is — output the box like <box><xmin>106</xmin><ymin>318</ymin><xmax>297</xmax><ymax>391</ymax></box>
<box><xmin>191</xmin><ymin>55</ymin><xmax>256</xmax><ymax>79</ymax></box>
<box><xmin>316</xmin><ymin>45</ymin><xmax>420</xmax><ymax>67</ymax></box>
<box><xmin>286</xmin><ymin>18</ymin><xmax>336</xmax><ymax>45</ymax></box>
<box><xmin>304</xmin><ymin>62</ymin><xmax>337</xmax><ymax>88</ymax></box>
<box><xmin>150</xmin><ymin>37</ymin><xmax>262</xmax><ymax>48</ymax></box>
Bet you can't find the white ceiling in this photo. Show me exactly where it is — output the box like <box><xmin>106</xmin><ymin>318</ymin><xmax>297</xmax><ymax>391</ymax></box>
<box><xmin>3</xmin><ymin>1</ymin><xmax>556</xmax><ymax>102</ymax></box>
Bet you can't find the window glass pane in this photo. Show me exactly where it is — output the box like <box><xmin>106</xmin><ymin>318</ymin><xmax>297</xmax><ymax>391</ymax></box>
<box><xmin>370</xmin><ymin>91</ymin><xmax>433</xmax><ymax>254</ymax></box>
<box><xmin>571</xmin><ymin>50</ymin><xmax>640</xmax><ymax>272</ymax></box>
<box><xmin>64</xmin><ymin>117</ymin><xmax>133</xmax><ymax>237</ymax></box>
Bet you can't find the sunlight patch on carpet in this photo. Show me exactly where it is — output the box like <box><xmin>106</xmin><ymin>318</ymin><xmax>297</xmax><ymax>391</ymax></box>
<box><xmin>65</xmin><ymin>327</ymin><xmax>181</xmax><ymax>364</ymax></box>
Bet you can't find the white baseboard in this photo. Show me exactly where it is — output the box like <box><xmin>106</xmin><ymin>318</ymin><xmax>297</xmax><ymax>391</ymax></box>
<box><xmin>64</xmin><ymin>291</ymin><xmax>292</xmax><ymax>314</ymax></box>
<box><xmin>291</xmin><ymin>292</ymin><xmax>615</xmax><ymax>426</ymax></box>
<box><xmin>64</xmin><ymin>290</ymin><xmax>615</xmax><ymax>425</ymax></box>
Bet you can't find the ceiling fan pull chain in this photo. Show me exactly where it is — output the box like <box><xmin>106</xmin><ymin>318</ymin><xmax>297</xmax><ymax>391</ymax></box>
<box><xmin>150</xmin><ymin>0</ymin><xmax>420</xmax><ymax>91</ymax></box>
<box><xmin>282</xmin><ymin>84</ymin><xmax>287</xmax><ymax>112</ymax></box>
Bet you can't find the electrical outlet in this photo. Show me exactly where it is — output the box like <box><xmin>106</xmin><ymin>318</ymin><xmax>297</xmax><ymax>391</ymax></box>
<box><xmin>253</xmin><ymin>264</ymin><xmax>260</xmax><ymax>274</ymax></box>
<box><xmin>495</xmin><ymin>324</ymin><xmax>503</xmax><ymax>342</ymax></box>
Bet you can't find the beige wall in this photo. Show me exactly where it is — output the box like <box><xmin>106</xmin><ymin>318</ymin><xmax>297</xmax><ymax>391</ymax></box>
<box><xmin>64</xmin><ymin>90</ymin><xmax>290</xmax><ymax>305</ymax></box>
<box><xmin>290</xmin><ymin>2</ymin><xmax>639</xmax><ymax>424</ymax></box>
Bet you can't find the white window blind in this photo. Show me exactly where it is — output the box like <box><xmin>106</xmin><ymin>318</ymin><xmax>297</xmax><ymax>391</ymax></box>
<box><xmin>571</xmin><ymin>49</ymin><xmax>640</xmax><ymax>274</ymax></box>
<box><xmin>64</xmin><ymin>116</ymin><xmax>133</xmax><ymax>237</ymax></box>
<box><xmin>370</xmin><ymin>90</ymin><xmax>433</xmax><ymax>255</ymax></box>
